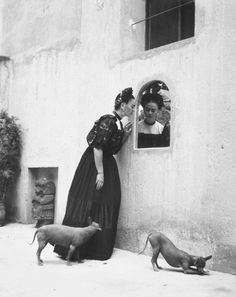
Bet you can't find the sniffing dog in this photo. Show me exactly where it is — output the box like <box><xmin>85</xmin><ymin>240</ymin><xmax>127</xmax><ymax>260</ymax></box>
<box><xmin>139</xmin><ymin>232</ymin><xmax>212</xmax><ymax>274</ymax></box>
<box><xmin>30</xmin><ymin>217</ymin><xmax>102</xmax><ymax>265</ymax></box>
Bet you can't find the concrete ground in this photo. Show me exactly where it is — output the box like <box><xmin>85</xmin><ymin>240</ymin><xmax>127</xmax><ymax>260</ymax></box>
<box><xmin>0</xmin><ymin>223</ymin><xmax>236</xmax><ymax>297</ymax></box>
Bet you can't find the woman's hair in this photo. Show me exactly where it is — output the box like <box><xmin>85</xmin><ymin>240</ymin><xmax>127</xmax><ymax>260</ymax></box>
<box><xmin>140</xmin><ymin>93</ymin><xmax>164</xmax><ymax>110</ymax></box>
<box><xmin>114</xmin><ymin>87</ymin><xmax>134</xmax><ymax>110</ymax></box>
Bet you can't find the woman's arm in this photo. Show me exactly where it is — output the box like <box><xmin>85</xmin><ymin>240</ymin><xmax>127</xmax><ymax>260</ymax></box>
<box><xmin>93</xmin><ymin>148</ymin><xmax>104</xmax><ymax>190</ymax></box>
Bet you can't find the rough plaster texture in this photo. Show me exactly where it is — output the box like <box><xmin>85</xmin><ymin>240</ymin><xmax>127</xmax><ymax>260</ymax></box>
<box><xmin>0</xmin><ymin>58</ymin><xmax>12</xmax><ymax>110</ymax></box>
<box><xmin>0</xmin><ymin>0</ymin><xmax>236</xmax><ymax>274</ymax></box>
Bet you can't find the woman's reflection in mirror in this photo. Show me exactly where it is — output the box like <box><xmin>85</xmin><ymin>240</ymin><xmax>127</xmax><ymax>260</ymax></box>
<box><xmin>138</xmin><ymin>92</ymin><xmax>170</xmax><ymax>148</ymax></box>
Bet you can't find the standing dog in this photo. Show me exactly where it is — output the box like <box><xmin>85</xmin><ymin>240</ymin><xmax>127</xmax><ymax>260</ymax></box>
<box><xmin>30</xmin><ymin>218</ymin><xmax>102</xmax><ymax>265</ymax></box>
<box><xmin>139</xmin><ymin>232</ymin><xmax>212</xmax><ymax>274</ymax></box>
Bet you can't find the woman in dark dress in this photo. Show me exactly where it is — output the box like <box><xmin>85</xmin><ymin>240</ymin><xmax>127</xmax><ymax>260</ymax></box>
<box><xmin>54</xmin><ymin>88</ymin><xmax>135</xmax><ymax>261</ymax></box>
<box><xmin>138</xmin><ymin>93</ymin><xmax>170</xmax><ymax>148</ymax></box>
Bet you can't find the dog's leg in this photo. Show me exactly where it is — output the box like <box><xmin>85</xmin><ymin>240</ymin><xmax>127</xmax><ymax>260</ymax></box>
<box><xmin>182</xmin><ymin>262</ymin><xmax>197</xmax><ymax>274</ymax></box>
<box><xmin>182</xmin><ymin>264</ymin><xmax>206</xmax><ymax>274</ymax></box>
<box><xmin>151</xmin><ymin>248</ymin><xmax>162</xmax><ymax>271</ymax></box>
<box><xmin>76</xmin><ymin>250</ymin><xmax>84</xmax><ymax>263</ymax></box>
<box><xmin>36</xmin><ymin>240</ymin><xmax>47</xmax><ymax>265</ymax></box>
<box><xmin>66</xmin><ymin>244</ymin><xmax>76</xmax><ymax>266</ymax></box>
<box><xmin>183</xmin><ymin>268</ymin><xmax>194</xmax><ymax>274</ymax></box>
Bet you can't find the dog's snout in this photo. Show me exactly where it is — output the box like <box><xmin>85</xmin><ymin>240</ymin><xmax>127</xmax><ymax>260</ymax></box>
<box><xmin>197</xmin><ymin>267</ymin><xmax>204</xmax><ymax>274</ymax></box>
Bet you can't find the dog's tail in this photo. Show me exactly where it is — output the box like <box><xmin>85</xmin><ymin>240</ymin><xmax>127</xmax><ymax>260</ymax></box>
<box><xmin>138</xmin><ymin>233</ymin><xmax>152</xmax><ymax>255</ymax></box>
<box><xmin>29</xmin><ymin>230</ymin><xmax>38</xmax><ymax>245</ymax></box>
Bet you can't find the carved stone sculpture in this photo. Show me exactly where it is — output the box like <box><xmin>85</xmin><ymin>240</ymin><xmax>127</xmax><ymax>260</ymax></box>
<box><xmin>32</xmin><ymin>177</ymin><xmax>56</xmax><ymax>228</ymax></box>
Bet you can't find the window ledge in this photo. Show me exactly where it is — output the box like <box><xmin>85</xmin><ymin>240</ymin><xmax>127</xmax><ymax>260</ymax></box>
<box><xmin>119</xmin><ymin>36</ymin><xmax>196</xmax><ymax>65</ymax></box>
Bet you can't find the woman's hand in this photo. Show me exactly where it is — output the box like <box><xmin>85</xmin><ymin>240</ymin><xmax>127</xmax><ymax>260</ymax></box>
<box><xmin>123</xmin><ymin>122</ymin><xmax>132</xmax><ymax>137</ymax></box>
<box><xmin>96</xmin><ymin>172</ymin><xmax>104</xmax><ymax>190</ymax></box>
<box><xmin>122</xmin><ymin>122</ymin><xmax>132</xmax><ymax>144</ymax></box>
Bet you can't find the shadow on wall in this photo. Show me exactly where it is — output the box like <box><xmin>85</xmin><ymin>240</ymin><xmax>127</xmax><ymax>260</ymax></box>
<box><xmin>0</xmin><ymin>56</ymin><xmax>11</xmax><ymax>110</ymax></box>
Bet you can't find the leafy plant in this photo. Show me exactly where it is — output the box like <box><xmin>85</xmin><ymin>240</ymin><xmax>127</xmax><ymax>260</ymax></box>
<box><xmin>0</xmin><ymin>110</ymin><xmax>22</xmax><ymax>202</ymax></box>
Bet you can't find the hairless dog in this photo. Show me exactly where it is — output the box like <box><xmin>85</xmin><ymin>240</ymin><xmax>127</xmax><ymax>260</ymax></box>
<box><xmin>30</xmin><ymin>217</ymin><xmax>101</xmax><ymax>265</ymax></box>
<box><xmin>139</xmin><ymin>232</ymin><xmax>212</xmax><ymax>274</ymax></box>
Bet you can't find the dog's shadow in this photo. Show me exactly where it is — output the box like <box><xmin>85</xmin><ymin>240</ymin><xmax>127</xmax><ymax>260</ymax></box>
<box><xmin>39</xmin><ymin>256</ymin><xmax>86</xmax><ymax>266</ymax></box>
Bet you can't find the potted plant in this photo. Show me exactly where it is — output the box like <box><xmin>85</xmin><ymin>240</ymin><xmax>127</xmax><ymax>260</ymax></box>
<box><xmin>0</xmin><ymin>110</ymin><xmax>22</xmax><ymax>226</ymax></box>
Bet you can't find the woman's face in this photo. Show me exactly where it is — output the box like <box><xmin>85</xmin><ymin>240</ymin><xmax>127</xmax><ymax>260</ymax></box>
<box><xmin>122</xmin><ymin>98</ymin><xmax>136</xmax><ymax>117</ymax></box>
<box><xmin>143</xmin><ymin>101</ymin><xmax>158</xmax><ymax>124</ymax></box>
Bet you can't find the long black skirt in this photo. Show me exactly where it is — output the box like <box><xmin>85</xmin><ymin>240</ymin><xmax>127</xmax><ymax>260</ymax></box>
<box><xmin>54</xmin><ymin>146</ymin><xmax>121</xmax><ymax>261</ymax></box>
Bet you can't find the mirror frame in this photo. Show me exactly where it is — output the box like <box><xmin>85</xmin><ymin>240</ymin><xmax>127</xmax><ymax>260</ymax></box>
<box><xmin>133</xmin><ymin>79</ymin><xmax>171</xmax><ymax>151</ymax></box>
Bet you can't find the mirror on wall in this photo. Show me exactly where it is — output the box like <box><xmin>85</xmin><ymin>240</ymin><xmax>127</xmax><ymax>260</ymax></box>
<box><xmin>135</xmin><ymin>80</ymin><xmax>171</xmax><ymax>149</ymax></box>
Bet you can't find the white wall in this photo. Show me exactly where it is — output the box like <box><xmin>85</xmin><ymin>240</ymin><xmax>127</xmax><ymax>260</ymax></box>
<box><xmin>0</xmin><ymin>0</ymin><xmax>3</xmax><ymax>53</ymax></box>
<box><xmin>116</xmin><ymin>0</ymin><xmax>236</xmax><ymax>274</ymax></box>
<box><xmin>0</xmin><ymin>0</ymin><xmax>236</xmax><ymax>273</ymax></box>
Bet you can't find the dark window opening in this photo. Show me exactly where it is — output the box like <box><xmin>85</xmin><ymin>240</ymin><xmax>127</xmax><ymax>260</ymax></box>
<box><xmin>145</xmin><ymin>0</ymin><xmax>195</xmax><ymax>50</ymax></box>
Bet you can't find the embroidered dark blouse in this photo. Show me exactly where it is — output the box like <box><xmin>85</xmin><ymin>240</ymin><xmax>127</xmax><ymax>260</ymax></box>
<box><xmin>138</xmin><ymin>122</ymin><xmax>170</xmax><ymax>148</ymax></box>
<box><xmin>87</xmin><ymin>114</ymin><xmax>124</xmax><ymax>155</ymax></box>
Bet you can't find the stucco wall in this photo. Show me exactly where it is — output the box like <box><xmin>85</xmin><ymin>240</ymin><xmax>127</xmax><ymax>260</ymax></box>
<box><xmin>0</xmin><ymin>0</ymin><xmax>236</xmax><ymax>274</ymax></box>
<box><xmin>116</xmin><ymin>0</ymin><xmax>236</xmax><ymax>274</ymax></box>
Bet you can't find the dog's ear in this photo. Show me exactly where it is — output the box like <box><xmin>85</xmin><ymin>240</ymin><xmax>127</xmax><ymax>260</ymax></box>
<box><xmin>204</xmin><ymin>255</ymin><xmax>212</xmax><ymax>261</ymax></box>
<box><xmin>87</xmin><ymin>216</ymin><xmax>93</xmax><ymax>225</ymax></box>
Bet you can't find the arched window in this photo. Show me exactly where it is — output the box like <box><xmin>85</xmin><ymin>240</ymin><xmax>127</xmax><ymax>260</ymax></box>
<box><xmin>135</xmin><ymin>80</ymin><xmax>171</xmax><ymax>149</ymax></box>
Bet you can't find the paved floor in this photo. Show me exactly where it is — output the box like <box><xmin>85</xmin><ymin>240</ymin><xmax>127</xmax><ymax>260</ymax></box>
<box><xmin>0</xmin><ymin>223</ymin><xmax>236</xmax><ymax>297</ymax></box>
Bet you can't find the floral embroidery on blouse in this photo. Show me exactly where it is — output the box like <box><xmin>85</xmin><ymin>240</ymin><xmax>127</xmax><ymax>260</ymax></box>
<box><xmin>87</xmin><ymin>114</ymin><xmax>124</xmax><ymax>155</ymax></box>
